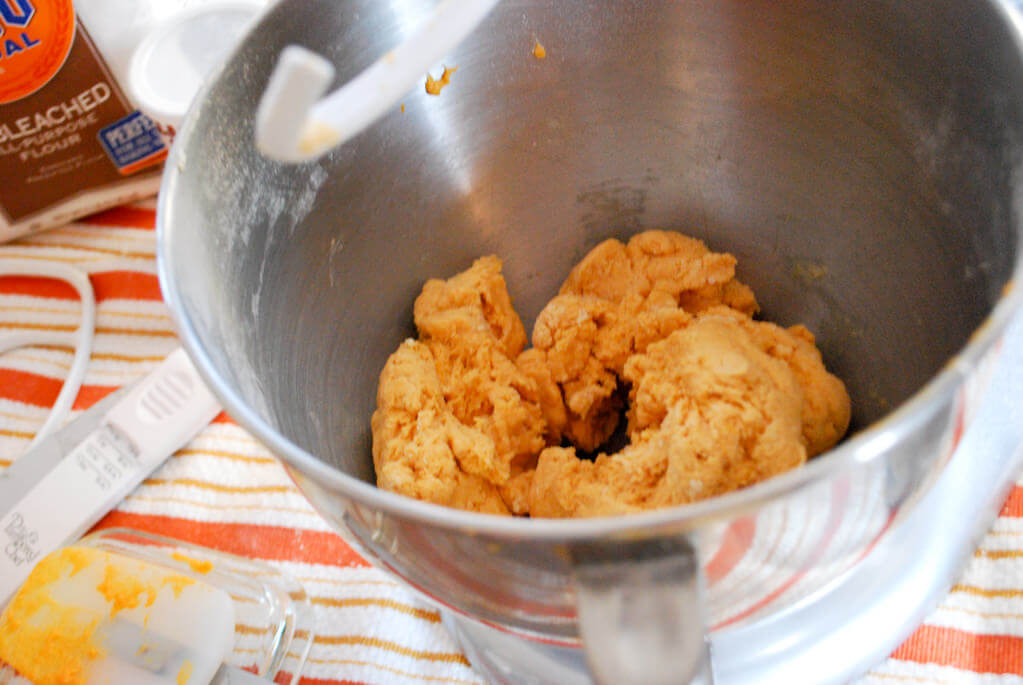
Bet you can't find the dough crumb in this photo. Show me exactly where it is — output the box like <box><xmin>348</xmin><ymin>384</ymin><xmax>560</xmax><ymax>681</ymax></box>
<box><xmin>425</xmin><ymin>65</ymin><xmax>458</xmax><ymax>95</ymax></box>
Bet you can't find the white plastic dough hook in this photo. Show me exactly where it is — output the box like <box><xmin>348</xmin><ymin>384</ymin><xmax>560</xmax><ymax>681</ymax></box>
<box><xmin>0</xmin><ymin>259</ymin><xmax>96</xmax><ymax>450</ymax></box>
<box><xmin>255</xmin><ymin>0</ymin><xmax>502</xmax><ymax>163</ymax></box>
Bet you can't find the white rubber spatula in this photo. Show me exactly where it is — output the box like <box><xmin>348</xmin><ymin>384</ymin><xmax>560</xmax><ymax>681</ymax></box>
<box><xmin>0</xmin><ymin>546</ymin><xmax>251</xmax><ymax>684</ymax></box>
<box><xmin>254</xmin><ymin>0</ymin><xmax>502</xmax><ymax>163</ymax></box>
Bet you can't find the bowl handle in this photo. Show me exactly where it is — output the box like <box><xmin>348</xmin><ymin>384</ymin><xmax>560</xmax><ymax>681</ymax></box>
<box><xmin>572</xmin><ymin>535</ymin><xmax>712</xmax><ymax>684</ymax></box>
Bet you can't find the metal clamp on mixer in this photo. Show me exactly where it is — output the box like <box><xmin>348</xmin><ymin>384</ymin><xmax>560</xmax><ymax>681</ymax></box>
<box><xmin>572</xmin><ymin>537</ymin><xmax>711</xmax><ymax>684</ymax></box>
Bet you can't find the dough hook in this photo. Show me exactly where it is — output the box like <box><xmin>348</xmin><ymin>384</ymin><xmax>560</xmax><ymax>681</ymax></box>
<box><xmin>254</xmin><ymin>0</ymin><xmax>502</xmax><ymax>162</ymax></box>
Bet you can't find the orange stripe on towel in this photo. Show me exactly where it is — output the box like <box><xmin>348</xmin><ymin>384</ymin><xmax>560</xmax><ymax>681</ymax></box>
<box><xmin>0</xmin><ymin>270</ymin><xmax>162</xmax><ymax>302</ymax></box>
<box><xmin>92</xmin><ymin>271</ymin><xmax>163</xmax><ymax>301</ymax></box>
<box><xmin>891</xmin><ymin>624</ymin><xmax>1023</xmax><ymax>674</ymax></box>
<box><xmin>999</xmin><ymin>486</ymin><xmax>1023</xmax><ymax>518</ymax></box>
<box><xmin>92</xmin><ymin>511</ymin><xmax>369</xmax><ymax>568</ymax></box>
<box><xmin>0</xmin><ymin>368</ymin><xmax>117</xmax><ymax>409</ymax></box>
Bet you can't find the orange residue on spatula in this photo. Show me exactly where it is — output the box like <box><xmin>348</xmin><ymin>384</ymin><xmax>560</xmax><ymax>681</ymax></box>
<box><xmin>0</xmin><ymin>546</ymin><xmax>222</xmax><ymax>685</ymax></box>
<box><xmin>0</xmin><ymin>547</ymin><xmax>107</xmax><ymax>685</ymax></box>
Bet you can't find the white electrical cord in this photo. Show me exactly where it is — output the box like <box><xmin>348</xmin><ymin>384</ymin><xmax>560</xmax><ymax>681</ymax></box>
<box><xmin>0</xmin><ymin>259</ymin><xmax>96</xmax><ymax>449</ymax></box>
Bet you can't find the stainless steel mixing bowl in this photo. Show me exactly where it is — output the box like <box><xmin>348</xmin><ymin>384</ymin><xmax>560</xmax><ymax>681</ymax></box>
<box><xmin>157</xmin><ymin>0</ymin><xmax>1023</xmax><ymax>682</ymax></box>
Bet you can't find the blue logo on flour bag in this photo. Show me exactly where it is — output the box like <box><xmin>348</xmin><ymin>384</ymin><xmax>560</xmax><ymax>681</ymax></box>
<box><xmin>97</xmin><ymin>110</ymin><xmax>168</xmax><ymax>175</ymax></box>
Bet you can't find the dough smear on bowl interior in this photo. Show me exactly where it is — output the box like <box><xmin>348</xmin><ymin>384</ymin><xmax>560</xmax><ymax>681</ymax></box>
<box><xmin>371</xmin><ymin>231</ymin><xmax>851</xmax><ymax>517</ymax></box>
